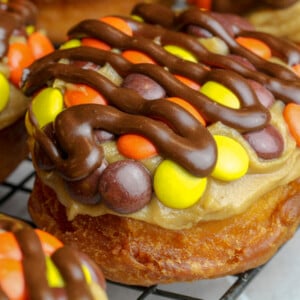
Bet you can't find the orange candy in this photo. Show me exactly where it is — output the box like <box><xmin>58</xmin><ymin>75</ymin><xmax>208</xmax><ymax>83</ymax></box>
<box><xmin>122</xmin><ymin>50</ymin><xmax>156</xmax><ymax>64</ymax></box>
<box><xmin>174</xmin><ymin>74</ymin><xmax>201</xmax><ymax>90</ymax></box>
<box><xmin>0</xmin><ymin>259</ymin><xmax>25</xmax><ymax>300</ymax></box>
<box><xmin>64</xmin><ymin>84</ymin><xmax>107</xmax><ymax>107</ymax></box>
<box><xmin>292</xmin><ymin>64</ymin><xmax>300</xmax><ymax>77</ymax></box>
<box><xmin>100</xmin><ymin>16</ymin><xmax>133</xmax><ymax>36</ymax></box>
<box><xmin>236</xmin><ymin>37</ymin><xmax>272</xmax><ymax>60</ymax></box>
<box><xmin>0</xmin><ymin>232</ymin><xmax>22</xmax><ymax>261</ymax></box>
<box><xmin>167</xmin><ymin>97</ymin><xmax>206</xmax><ymax>126</ymax></box>
<box><xmin>283</xmin><ymin>103</ymin><xmax>300</xmax><ymax>146</ymax></box>
<box><xmin>117</xmin><ymin>134</ymin><xmax>158</xmax><ymax>160</ymax></box>
<box><xmin>35</xmin><ymin>229</ymin><xmax>63</xmax><ymax>256</ymax></box>
<box><xmin>7</xmin><ymin>42</ymin><xmax>35</xmax><ymax>86</ymax></box>
<box><xmin>191</xmin><ymin>0</ymin><xmax>212</xmax><ymax>10</ymax></box>
<box><xmin>81</xmin><ymin>38</ymin><xmax>111</xmax><ymax>51</ymax></box>
<box><xmin>28</xmin><ymin>31</ymin><xmax>54</xmax><ymax>59</ymax></box>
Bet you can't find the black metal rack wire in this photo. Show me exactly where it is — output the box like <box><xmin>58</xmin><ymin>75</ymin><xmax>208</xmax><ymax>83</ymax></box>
<box><xmin>0</xmin><ymin>157</ymin><xmax>282</xmax><ymax>300</ymax></box>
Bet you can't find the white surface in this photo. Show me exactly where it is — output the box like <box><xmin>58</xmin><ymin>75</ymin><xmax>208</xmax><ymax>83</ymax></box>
<box><xmin>1</xmin><ymin>159</ymin><xmax>299</xmax><ymax>300</ymax></box>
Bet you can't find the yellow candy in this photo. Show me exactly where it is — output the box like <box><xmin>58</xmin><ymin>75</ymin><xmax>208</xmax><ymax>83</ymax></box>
<box><xmin>46</xmin><ymin>256</ymin><xmax>64</xmax><ymax>288</ymax></box>
<box><xmin>163</xmin><ymin>45</ymin><xmax>198</xmax><ymax>63</ymax></box>
<box><xmin>154</xmin><ymin>160</ymin><xmax>207</xmax><ymax>209</ymax></box>
<box><xmin>0</xmin><ymin>73</ymin><xmax>10</xmax><ymax>112</ymax></box>
<box><xmin>32</xmin><ymin>87</ymin><xmax>64</xmax><ymax>128</ymax></box>
<box><xmin>200</xmin><ymin>81</ymin><xmax>240</xmax><ymax>109</ymax></box>
<box><xmin>212</xmin><ymin>135</ymin><xmax>249</xmax><ymax>181</ymax></box>
<box><xmin>60</xmin><ymin>39</ymin><xmax>81</xmax><ymax>50</ymax></box>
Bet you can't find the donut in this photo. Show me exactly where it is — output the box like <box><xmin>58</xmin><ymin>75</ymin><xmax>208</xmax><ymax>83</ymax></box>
<box><xmin>28</xmin><ymin>0</ymin><xmax>174</xmax><ymax>44</ymax></box>
<box><xmin>0</xmin><ymin>0</ymin><xmax>54</xmax><ymax>181</ymax></box>
<box><xmin>22</xmin><ymin>3</ymin><xmax>300</xmax><ymax>286</ymax></box>
<box><xmin>188</xmin><ymin>0</ymin><xmax>300</xmax><ymax>43</ymax></box>
<box><xmin>0</xmin><ymin>213</ymin><xmax>108</xmax><ymax>299</ymax></box>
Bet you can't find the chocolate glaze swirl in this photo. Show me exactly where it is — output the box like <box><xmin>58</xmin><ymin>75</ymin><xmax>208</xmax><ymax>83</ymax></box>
<box><xmin>0</xmin><ymin>0</ymin><xmax>37</xmax><ymax>58</ymax></box>
<box><xmin>130</xmin><ymin>4</ymin><xmax>300</xmax><ymax>104</ymax></box>
<box><xmin>22</xmin><ymin>3</ymin><xmax>300</xmax><ymax>184</ymax></box>
<box><xmin>0</xmin><ymin>215</ymin><xmax>105</xmax><ymax>299</ymax></box>
<box><xmin>23</xmin><ymin>43</ymin><xmax>270</xmax><ymax>179</ymax></box>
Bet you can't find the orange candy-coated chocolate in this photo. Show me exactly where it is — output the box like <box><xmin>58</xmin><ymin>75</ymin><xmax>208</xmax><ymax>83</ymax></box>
<box><xmin>283</xmin><ymin>103</ymin><xmax>300</xmax><ymax>146</ymax></box>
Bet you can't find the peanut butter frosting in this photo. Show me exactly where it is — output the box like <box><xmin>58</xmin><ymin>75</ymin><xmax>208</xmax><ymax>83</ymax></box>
<box><xmin>23</xmin><ymin>3</ymin><xmax>300</xmax><ymax>230</ymax></box>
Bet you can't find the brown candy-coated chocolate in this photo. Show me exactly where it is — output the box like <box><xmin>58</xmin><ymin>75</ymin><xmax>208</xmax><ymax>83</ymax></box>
<box><xmin>243</xmin><ymin>124</ymin><xmax>284</xmax><ymax>159</ymax></box>
<box><xmin>99</xmin><ymin>160</ymin><xmax>152</xmax><ymax>214</ymax></box>
<box><xmin>122</xmin><ymin>73</ymin><xmax>166</xmax><ymax>100</ymax></box>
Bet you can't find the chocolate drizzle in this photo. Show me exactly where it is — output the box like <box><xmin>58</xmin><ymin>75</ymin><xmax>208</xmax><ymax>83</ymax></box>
<box><xmin>22</xmin><ymin>3</ymin><xmax>300</xmax><ymax>193</ymax></box>
<box><xmin>0</xmin><ymin>0</ymin><xmax>37</xmax><ymax>58</ymax></box>
<box><xmin>0</xmin><ymin>215</ymin><xmax>105</xmax><ymax>299</ymax></box>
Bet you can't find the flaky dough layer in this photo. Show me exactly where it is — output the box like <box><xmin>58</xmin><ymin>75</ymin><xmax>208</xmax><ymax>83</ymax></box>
<box><xmin>29</xmin><ymin>176</ymin><xmax>300</xmax><ymax>286</ymax></box>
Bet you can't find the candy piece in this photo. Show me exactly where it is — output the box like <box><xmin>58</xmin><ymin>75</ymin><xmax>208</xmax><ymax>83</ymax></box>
<box><xmin>81</xmin><ymin>38</ymin><xmax>111</xmax><ymax>51</ymax></box>
<box><xmin>121</xmin><ymin>73</ymin><xmax>166</xmax><ymax>100</ymax></box>
<box><xmin>0</xmin><ymin>232</ymin><xmax>21</xmax><ymax>261</ymax></box>
<box><xmin>292</xmin><ymin>64</ymin><xmax>300</xmax><ymax>77</ymax></box>
<box><xmin>167</xmin><ymin>97</ymin><xmax>206</xmax><ymax>126</ymax></box>
<box><xmin>100</xmin><ymin>16</ymin><xmax>133</xmax><ymax>36</ymax></box>
<box><xmin>154</xmin><ymin>160</ymin><xmax>207</xmax><ymax>209</ymax></box>
<box><xmin>7</xmin><ymin>42</ymin><xmax>35</xmax><ymax>86</ymax></box>
<box><xmin>163</xmin><ymin>45</ymin><xmax>198</xmax><ymax>63</ymax></box>
<box><xmin>60</xmin><ymin>39</ymin><xmax>81</xmax><ymax>50</ymax></box>
<box><xmin>65</xmin><ymin>160</ymin><xmax>108</xmax><ymax>204</ymax></box>
<box><xmin>117</xmin><ymin>134</ymin><xmax>158</xmax><ymax>159</ymax></box>
<box><xmin>64</xmin><ymin>84</ymin><xmax>107</xmax><ymax>107</ymax></box>
<box><xmin>99</xmin><ymin>160</ymin><xmax>152</xmax><ymax>214</ymax></box>
<box><xmin>236</xmin><ymin>37</ymin><xmax>272</xmax><ymax>60</ymax></box>
<box><xmin>283</xmin><ymin>103</ymin><xmax>300</xmax><ymax>146</ymax></box>
<box><xmin>212</xmin><ymin>135</ymin><xmax>249</xmax><ymax>181</ymax></box>
<box><xmin>247</xmin><ymin>79</ymin><xmax>275</xmax><ymax>108</ymax></box>
<box><xmin>28</xmin><ymin>31</ymin><xmax>54</xmax><ymax>59</ymax></box>
<box><xmin>0</xmin><ymin>259</ymin><xmax>24</xmax><ymax>300</ymax></box>
<box><xmin>200</xmin><ymin>81</ymin><xmax>240</xmax><ymax>108</ymax></box>
<box><xmin>0</xmin><ymin>73</ymin><xmax>10</xmax><ymax>112</ymax></box>
<box><xmin>35</xmin><ymin>229</ymin><xmax>63</xmax><ymax>256</ymax></box>
<box><xmin>192</xmin><ymin>0</ymin><xmax>212</xmax><ymax>10</ymax></box>
<box><xmin>243</xmin><ymin>125</ymin><xmax>284</xmax><ymax>159</ymax></box>
<box><xmin>31</xmin><ymin>87</ymin><xmax>64</xmax><ymax>128</ymax></box>
<box><xmin>122</xmin><ymin>50</ymin><xmax>156</xmax><ymax>64</ymax></box>
<box><xmin>46</xmin><ymin>256</ymin><xmax>64</xmax><ymax>288</ymax></box>
<box><xmin>174</xmin><ymin>74</ymin><xmax>201</xmax><ymax>90</ymax></box>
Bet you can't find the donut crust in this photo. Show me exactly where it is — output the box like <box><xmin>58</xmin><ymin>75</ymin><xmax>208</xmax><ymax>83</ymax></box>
<box><xmin>29</xmin><ymin>176</ymin><xmax>300</xmax><ymax>286</ymax></box>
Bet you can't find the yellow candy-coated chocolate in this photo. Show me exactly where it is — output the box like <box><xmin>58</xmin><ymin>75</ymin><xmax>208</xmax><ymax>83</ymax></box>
<box><xmin>46</xmin><ymin>256</ymin><xmax>64</xmax><ymax>288</ymax></box>
<box><xmin>60</xmin><ymin>39</ymin><xmax>81</xmax><ymax>50</ymax></box>
<box><xmin>212</xmin><ymin>135</ymin><xmax>249</xmax><ymax>181</ymax></box>
<box><xmin>163</xmin><ymin>45</ymin><xmax>198</xmax><ymax>63</ymax></box>
<box><xmin>31</xmin><ymin>87</ymin><xmax>64</xmax><ymax>128</ymax></box>
<box><xmin>0</xmin><ymin>73</ymin><xmax>10</xmax><ymax>112</ymax></box>
<box><xmin>200</xmin><ymin>81</ymin><xmax>240</xmax><ymax>109</ymax></box>
<box><xmin>154</xmin><ymin>160</ymin><xmax>207</xmax><ymax>209</ymax></box>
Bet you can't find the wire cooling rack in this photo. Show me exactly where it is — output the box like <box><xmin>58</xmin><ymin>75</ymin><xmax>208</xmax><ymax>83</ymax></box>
<box><xmin>0</xmin><ymin>157</ymin><xmax>296</xmax><ymax>300</ymax></box>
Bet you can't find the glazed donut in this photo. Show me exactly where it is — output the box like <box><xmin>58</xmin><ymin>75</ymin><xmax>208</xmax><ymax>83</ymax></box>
<box><xmin>29</xmin><ymin>0</ymin><xmax>174</xmax><ymax>44</ymax></box>
<box><xmin>0</xmin><ymin>0</ymin><xmax>54</xmax><ymax>181</ymax></box>
<box><xmin>0</xmin><ymin>213</ymin><xmax>108</xmax><ymax>299</ymax></box>
<box><xmin>23</xmin><ymin>3</ymin><xmax>300</xmax><ymax>286</ymax></box>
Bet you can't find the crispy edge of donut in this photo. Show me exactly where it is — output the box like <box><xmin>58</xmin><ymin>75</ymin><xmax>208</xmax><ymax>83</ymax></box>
<box><xmin>29</xmin><ymin>176</ymin><xmax>300</xmax><ymax>286</ymax></box>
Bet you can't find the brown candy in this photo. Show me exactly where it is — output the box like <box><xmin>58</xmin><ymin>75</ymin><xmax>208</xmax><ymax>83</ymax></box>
<box><xmin>121</xmin><ymin>73</ymin><xmax>166</xmax><ymax>100</ymax></box>
<box><xmin>243</xmin><ymin>124</ymin><xmax>284</xmax><ymax>159</ymax></box>
<box><xmin>65</xmin><ymin>160</ymin><xmax>108</xmax><ymax>204</ymax></box>
<box><xmin>99</xmin><ymin>160</ymin><xmax>152</xmax><ymax>213</ymax></box>
<box><xmin>247</xmin><ymin>79</ymin><xmax>275</xmax><ymax>108</ymax></box>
